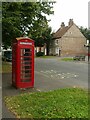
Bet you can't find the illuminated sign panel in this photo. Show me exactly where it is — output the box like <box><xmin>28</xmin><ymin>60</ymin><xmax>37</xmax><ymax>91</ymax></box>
<box><xmin>20</xmin><ymin>42</ymin><xmax>32</xmax><ymax>45</ymax></box>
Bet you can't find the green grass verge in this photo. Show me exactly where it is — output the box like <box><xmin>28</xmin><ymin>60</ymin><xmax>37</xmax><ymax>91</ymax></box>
<box><xmin>0</xmin><ymin>61</ymin><xmax>12</xmax><ymax>73</ymax></box>
<box><xmin>61</xmin><ymin>58</ymin><xmax>74</xmax><ymax>61</ymax></box>
<box><xmin>35</xmin><ymin>56</ymin><xmax>57</xmax><ymax>58</ymax></box>
<box><xmin>5</xmin><ymin>88</ymin><xmax>88</xmax><ymax>118</ymax></box>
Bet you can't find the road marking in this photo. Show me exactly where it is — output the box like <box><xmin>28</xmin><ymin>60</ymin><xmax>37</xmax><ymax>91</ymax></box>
<box><xmin>35</xmin><ymin>71</ymin><xmax>50</xmax><ymax>78</ymax></box>
<box><xmin>39</xmin><ymin>70</ymin><xmax>79</xmax><ymax>80</ymax></box>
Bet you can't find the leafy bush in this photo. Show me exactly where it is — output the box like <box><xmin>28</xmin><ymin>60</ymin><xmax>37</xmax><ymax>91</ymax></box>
<box><xmin>36</xmin><ymin>51</ymin><xmax>44</xmax><ymax>57</ymax></box>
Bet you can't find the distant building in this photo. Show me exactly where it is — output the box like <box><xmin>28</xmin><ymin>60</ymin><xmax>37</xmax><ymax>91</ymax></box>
<box><xmin>50</xmin><ymin>19</ymin><xmax>87</xmax><ymax>56</ymax></box>
<box><xmin>35</xmin><ymin>46</ymin><xmax>47</xmax><ymax>55</ymax></box>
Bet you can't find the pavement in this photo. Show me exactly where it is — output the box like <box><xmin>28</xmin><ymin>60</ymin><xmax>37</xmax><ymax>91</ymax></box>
<box><xmin>2</xmin><ymin>57</ymin><xmax>88</xmax><ymax>119</ymax></box>
<box><xmin>2</xmin><ymin>73</ymin><xmax>38</xmax><ymax>119</ymax></box>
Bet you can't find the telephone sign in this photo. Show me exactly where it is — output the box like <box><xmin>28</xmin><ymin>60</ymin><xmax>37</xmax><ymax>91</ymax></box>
<box><xmin>20</xmin><ymin>42</ymin><xmax>32</xmax><ymax>45</ymax></box>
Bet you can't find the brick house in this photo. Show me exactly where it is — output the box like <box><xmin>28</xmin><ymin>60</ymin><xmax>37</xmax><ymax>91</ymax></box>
<box><xmin>50</xmin><ymin>19</ymin><xmax>87</xmax><ymax>56</ymax></box>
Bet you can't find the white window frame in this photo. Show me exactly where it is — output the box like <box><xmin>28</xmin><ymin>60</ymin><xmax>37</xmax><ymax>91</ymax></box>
<box><xmin>55</xmin><ymin>39</ymin><xmax>59</xmax><ymax>45</ymax></box>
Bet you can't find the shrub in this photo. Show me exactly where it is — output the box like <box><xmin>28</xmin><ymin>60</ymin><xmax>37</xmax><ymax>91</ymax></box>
<box><xmin>36</xmin><ymin>51</ymin><xmax>44</xmax><ymax>57</ymax></box>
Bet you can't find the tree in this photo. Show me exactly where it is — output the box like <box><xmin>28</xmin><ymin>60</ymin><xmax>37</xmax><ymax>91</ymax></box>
<box><xmin>42</xmin><ymin>27</ymin><xmax>53</xmax><ymax>55</ymax></box>
<box><xmin>2</xmin><ymin>3</ymin><xmax>22</xmax><ymax>49</ymax></box>
<box><xmin>79</xmin><ymin>26</ymin><xmax>90</xmax><ymax>40</ymax></box>
<box><xmin>79</xmin><ymin>27</ymin><xmax>90</xmax><ymax>62</ymax></box>
<box><xmin>28</xmin><ymin>17</ymin><xmax>48</xmax><ymax>47</ymax></box>
<box><xmin>2</xmin><ymin>2</ymin><xmax>55</xmax><ymax>49</ymax></box>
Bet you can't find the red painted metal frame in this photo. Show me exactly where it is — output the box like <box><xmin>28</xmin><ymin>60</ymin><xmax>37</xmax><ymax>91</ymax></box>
<box><xmin>12</xmin><ymin>37</ymin><xmax>34</xmax><ymax>88</ymax></box>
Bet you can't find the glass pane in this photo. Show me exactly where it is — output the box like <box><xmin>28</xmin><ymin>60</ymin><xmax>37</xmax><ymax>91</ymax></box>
<box><xmin>21</xmin><ymin>48</ymin><xmax>32</xmax><ymax>56</ymax></box>
<box><xmin>25</xmin><ymin>49</ymin><xmax>31</xmax><ymax>52</ymax></box>
<box><xmin>21</xmin><ymin>74</ymin><xmax>31</xmax><ymax>79</ymax></box>
<box><xmin>24</xmin><ymin>66</ymin><xmax>31</xmax><ymax>69</ymax></box>
<box><xmin>21</xmin><ymin>61</ymin><xmax>32</xmax><ymax>64</ymax></box>
<box><xmin>21</xmin><ymin>70</ymin><xmax>32</xmax><ymax>73</ymax></box>
<box><xmin>24</xmin><ymin>53</ymin><xmax>31</xmax><ymax>56</ymax></box>
<box><xmin>21</xmin><ymin>57</ymin><xmax>32</xmax><ymax>61</ymax></box>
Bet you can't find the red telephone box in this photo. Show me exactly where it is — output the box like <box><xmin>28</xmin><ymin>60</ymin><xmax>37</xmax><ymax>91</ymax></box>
<box><xmin>12</xmin><ymin>37</ymin><xmax>34</xmax><ymax>88</ymax></box>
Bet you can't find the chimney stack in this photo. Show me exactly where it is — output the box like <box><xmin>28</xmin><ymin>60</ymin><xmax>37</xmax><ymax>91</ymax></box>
<box><xmin>68</xmin><ymin>19</ymin><xmax>74</xmax><ymax>26</ymax></box>
<box><xmin>61</xmin><ymin>22</ymin><xmax>65</xmax><ymax>28</ymax></box>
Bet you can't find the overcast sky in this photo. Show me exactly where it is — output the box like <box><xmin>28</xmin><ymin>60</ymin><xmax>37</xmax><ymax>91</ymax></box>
<box><xmin>48</xmin><ymin>0</ymin><xmax>89</xmax><ymax>32</ymax></box>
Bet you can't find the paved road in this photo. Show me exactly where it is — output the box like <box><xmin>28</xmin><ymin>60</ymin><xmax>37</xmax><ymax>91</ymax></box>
<box><xmin>35</xmin><ymin>58</ymin><xmax>88</xmax><ymax>91</ymax></box>
<box><xmin>2</xmin><ymin>58</ymin><xmax>88</xmax><ymax>118</ymax></box>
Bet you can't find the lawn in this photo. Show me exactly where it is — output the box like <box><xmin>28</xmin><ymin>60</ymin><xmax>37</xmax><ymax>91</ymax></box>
<box><xmin>0</xmin><ymin>61</ymin><xmax>12</xmax><ymax>73</ymax></box>
<box><xmin>5</xmin><ymin>88</ymin><xmax>88</xmax><ymax>119</ymax></box>
<box><xmin>60</xmin><ymin>57</ymin><xmax>74</xmax><ymax>61</ymax></box>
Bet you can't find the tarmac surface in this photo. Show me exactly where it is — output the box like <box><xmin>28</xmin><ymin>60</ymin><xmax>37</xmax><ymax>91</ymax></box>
<box><xmin>2</xmin><ymin>58</ymin><xmax>88</xmax><ymax>119</ymax></box>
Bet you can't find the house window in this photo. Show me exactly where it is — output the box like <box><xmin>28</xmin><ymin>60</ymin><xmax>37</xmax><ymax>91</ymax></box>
<box><xmin>56</xmin><ymin>40</ymin><xmax>58</xmax><ymax>44</ymax></box>
<box><xmin>56</xmin><ymin>48</ymin><xmax>59</xmax><ymax>53</ymax></box>
<box><xmin>55</xmin><ymin>39</ymin><xmax>59</xmax><ymax>45</ymax></box>
<box><xmin>87</xmin><ymin>40</ymin><xmax>89</xmax><ymax>44</ymax></box>
<box><xmin>56</xmin><ymin>40</ymin><xmax>58</xmax><ymax>45</ymax></box>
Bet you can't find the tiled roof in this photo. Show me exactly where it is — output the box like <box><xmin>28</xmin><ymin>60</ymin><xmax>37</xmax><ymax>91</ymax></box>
<box><xmin>53</xmin><ymin>26</ymin><xmax>70</xmax><ymax>39</ymax></box>
<box><xmin>53</xmin><ymin>19</ymin><xmax>75</xmax><ymax>39</ymax></box>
